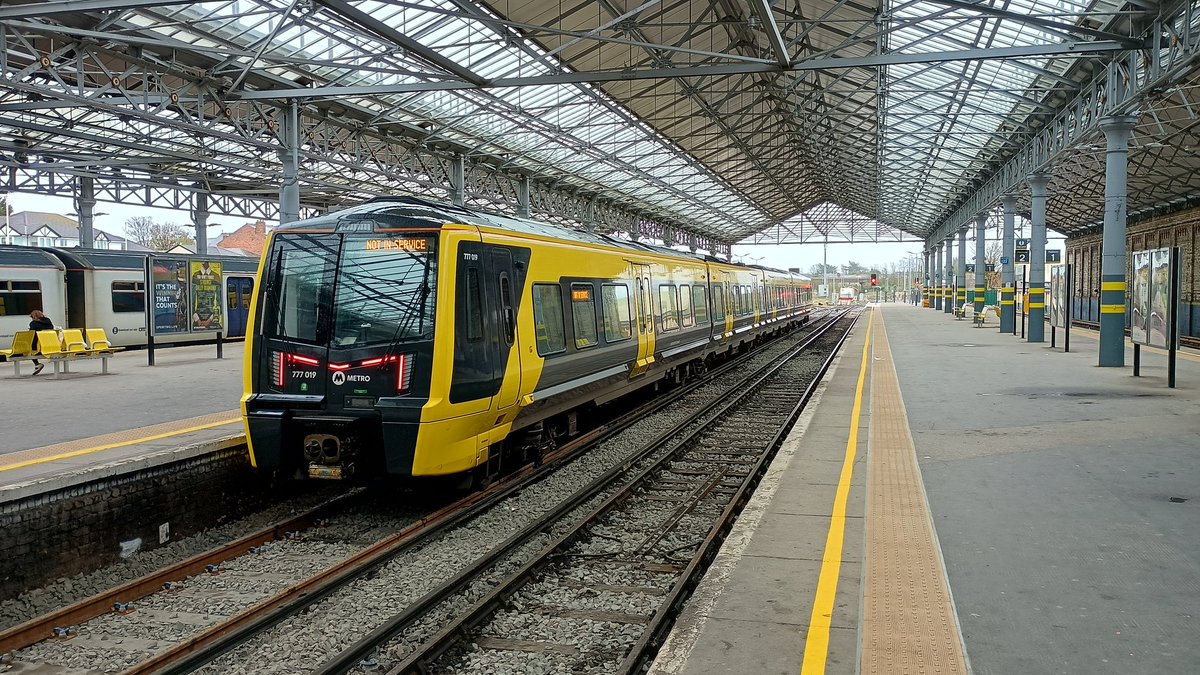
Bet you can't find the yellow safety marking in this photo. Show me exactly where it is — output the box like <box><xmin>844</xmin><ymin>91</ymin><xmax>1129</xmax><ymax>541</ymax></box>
<box><xmin>1029</xmin><ymin>303</ymin><xmax>1045</xmax><ymax>309</ymax></box>
<box><xmin>1028</xmin><ymin>288</ymin><xmax>1045</xmax><ymax>295</ymax></box>
<box><xmin>1101</xmin><ymin>281</ymin><xmax>1127</xmax><ymax>291</ymax></box>
<box><xmin>1001</xmin><ymin>301</ymin><xmax>1015</xmax><ymax>305</ymax></box>
<box><xmin>800</xmin><ymin>309</ymin><xmax>873</xmax><ymax>675</ymax></box>
<box><xmin>1100</xmin><ymin>304</ymin><xmax>1125</xmax><ymax>314</ymax></box>
<box><xmin>0</xmin><ymin>416</ymin><xmax>241</xmax><ymax>473</ymax></box>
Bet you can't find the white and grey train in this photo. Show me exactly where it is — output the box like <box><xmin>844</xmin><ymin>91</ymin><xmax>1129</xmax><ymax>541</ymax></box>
<box><xmin>0</xmin><ymin>245</ymin><xmax>257</xmax><ymax>347</ymax></box>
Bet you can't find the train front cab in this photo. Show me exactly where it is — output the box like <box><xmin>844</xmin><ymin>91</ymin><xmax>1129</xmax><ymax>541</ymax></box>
<box><xmin>243</xmin><ymin>220</ymin><xmax>533</xmax><ymax>481</ymax></box>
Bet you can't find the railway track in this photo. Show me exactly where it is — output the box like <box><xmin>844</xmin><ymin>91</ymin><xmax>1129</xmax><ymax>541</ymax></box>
<box><xmin>4</xmin><ymin>310</ymin><xmax>847</xmax><ymax>674</ymax></box>
<box><xmin>322</xmin><ymin>309</ymin><xmax>860</xmax><ymax>674</ymax></box>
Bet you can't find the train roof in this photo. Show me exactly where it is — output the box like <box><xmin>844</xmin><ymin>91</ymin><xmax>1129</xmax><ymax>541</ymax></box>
<box><xmin>42</xmin><ymin>247</ymin><xmax>260</xmax><ymax>273</ymax></box>
<box><xmin>0</xmin><ymin>245</ymin><xmax>68</xmax><ymax>270</ymax></box>
<box><xmin>281</xmin><ymin>196</ymin><xmax>807</xmax><ymax>276</ymax></box>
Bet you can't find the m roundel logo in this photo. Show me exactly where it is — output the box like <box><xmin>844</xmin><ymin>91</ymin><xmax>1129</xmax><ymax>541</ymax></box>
<box><xmin>331</xmin><ymin>371</ymin><xmax>346</xmax><ymax>386</ymax></box>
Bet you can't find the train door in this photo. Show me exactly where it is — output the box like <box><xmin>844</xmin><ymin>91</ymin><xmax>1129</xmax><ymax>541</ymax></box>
<box><xmin>721</xmin><ymin>271</ymin><xmax>734</xmax><ymax>334</ymax></box>
<box><xmin>488</xmin><ymin>247</ymin><xmax>521</xmax><ymax>409</ymax></box>
<box><xmin>630</xmin><ymin>263</ymin><xmax>654</xmax><ymax>376</ymax></box>
<box><xmin>225</xmin><ymin>277</ymin><xmax>254</xmax><ymax>337</ymax></box>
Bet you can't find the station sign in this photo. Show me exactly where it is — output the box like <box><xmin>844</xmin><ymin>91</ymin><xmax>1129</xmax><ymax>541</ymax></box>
<box><xmin>1015</xmin><ymin>250</ymin><xmax>1031</xmax><ymax>263</ymax></box>
<box><xmin>1016</xmin><ymin>238</ymin><xmax>1030</xmax><ymax>248</ymax></box>
<box><xmin>999</xmin><ymin>256</ymin><xmax>1010</xmax><ymax>265</ymax></box>
<box><xmin>985</xmin><ymin>263</ymin><xmax>996</xmax><ymax>271</ymax></box>
<box><xmin>1046</xmin><ymin>250</ymin><xmax>1062</xmax><ymax>263</ymax></box>
<box><xmin>965</xmin><ymin>264</ymin><xmax>975</xmax><ymax>273</ymax></box>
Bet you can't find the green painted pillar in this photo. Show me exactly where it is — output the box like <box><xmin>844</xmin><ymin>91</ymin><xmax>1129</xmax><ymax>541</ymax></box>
<box><xmin>1098</xmin><ymin>116</ymin><xmax>1138</xmax><ymax>366</ymax></box>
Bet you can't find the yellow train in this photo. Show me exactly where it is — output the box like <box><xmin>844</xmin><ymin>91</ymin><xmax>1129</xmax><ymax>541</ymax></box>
<box><xmin>242</xmin><ymin>197</ymin><xmax>813</xmax><ymax>482</ymax></box>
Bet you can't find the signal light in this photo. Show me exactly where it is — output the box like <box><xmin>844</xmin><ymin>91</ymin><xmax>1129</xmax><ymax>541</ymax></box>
<box><xmin>870</xmin><ymin>274</ymin><xmax>878</xmax><ymax>286</ymax></box>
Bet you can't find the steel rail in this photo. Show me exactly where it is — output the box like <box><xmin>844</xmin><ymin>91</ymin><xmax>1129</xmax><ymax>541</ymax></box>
<box><xmin>383</xmin><ymin>310</ymin><xmax>859</xmax><ymax>674</ymax></box>
<box><xmin>619</xmin><ymin>309</ymin><xmax>859</xmax><ymax>673</ymax></box>
<box><xmin>131</xmin><ymin>310</ymin><xmax>832</xmax><ymax>675</ymax></box>
<box><xmin>0</xmin><ymin>488</ymin><xmax>363</xmax><ymax>655</ymax></box>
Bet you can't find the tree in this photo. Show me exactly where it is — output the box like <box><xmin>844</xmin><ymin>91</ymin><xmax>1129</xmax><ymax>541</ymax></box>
<box><xmin>809</xmin><ymin>263</ymin><xmax>838</xmax><ymax>275</ymax></box>
<box><xmin>842</xmin><ymin>260</ymin><xmax>866</xmax><ymax>275</ymax></box>
<box><xmin>124</xmin><ymin>216</ymin><xmax>193</xmax><ymax>251</ymax></box>
<box><xmin>984</xmin><ymin>241</ymin><xmax>1003</xmax><ymax>289</ymax></box>
<box><xmin>0</xmin><ymin>195</ymin><xmax>10</xmax><ymax>218</ymax></box>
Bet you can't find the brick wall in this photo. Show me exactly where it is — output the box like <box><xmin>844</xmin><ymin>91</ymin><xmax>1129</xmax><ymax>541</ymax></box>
<box><xmin>1065</xmin><ymin>206</ymin><xmax>1200</xmax><ymax>335</ymax></box>
<box><xmin>0</xmin><ymin>448</ymin><xmax>281</xmax><ymax>599</ymax></box>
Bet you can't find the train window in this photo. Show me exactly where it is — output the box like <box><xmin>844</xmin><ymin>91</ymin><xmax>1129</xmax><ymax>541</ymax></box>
<box><xmin>111</xmin><ymin>281</ymin><xmax>145</xmax><ymax>313</ymax></box>
<box><xmin>679</xmin><ymin>284</ymin><xmax>694</xmax><ymax>327</ymax></box>
<box><xmin>692</xmin><ymin>285</ymin><xmax>708</xmax><ymax>324</ymax></box>
<box><xmin>500</xmin><ymin>274</ymin><xmax>516</xmax><ymax>346</ymax></box>
<box><xmin>601</xmin><ymin>284</ymin><xmax>633</xmax><ymax>342</ymax></box>
<box><xmin>0</xmin><ymin>280</ymin><xmax>42</xmax><ymax>317</ymax></box>
<box><xmin>333</xmin><ymin>235</ymin><xmax>437</xmax><ymax>347</ymax></box>
<box><xmin>710</xmin><ymin>283</ymin><xmax>724</xmax><ymax>322</ymax></box>
<box><xmin>465</xmin><ymin>267</ymin><xmax>484</xmax><ymax>341</ymax></box>
<box><xmin>658</xmin><ymin>285</ymin><xmax>679</xmax><ymax>331</ymax></box>
<box><xmin>571</xmin><ymin>283</ymin><xmax>598</xmax><ymax>349</ymax></box>
<box><xmin>267</xmin><ymin>236</ymin><xmax>337</xmax><ymax>345</ymax></box>
<box><xmin>532</xmin><ymin>284</ymin><xmax>566</xmax><ymax>355</ymax></box>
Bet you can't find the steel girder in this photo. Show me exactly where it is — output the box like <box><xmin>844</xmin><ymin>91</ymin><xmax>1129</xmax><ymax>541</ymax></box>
<box><xmin>928</xmin><ymin>0</ymin><xmax>1200</xmax><ymax>244</ymax></box>
<box><xmin>0</xmin><ymin>19</ymin><xmax>730</xmax><ymax>255</ymax></box>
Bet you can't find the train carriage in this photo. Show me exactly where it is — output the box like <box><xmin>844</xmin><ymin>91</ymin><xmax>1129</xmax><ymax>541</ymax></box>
<box><xmin>0</xmin><ymin>247</ymin><xmax>68</xmax><ymax>342</ymax></box>
<box><xmin>243</xmin><ymin>197</ymin><xmax>814</xmax><ymax>483</ymax></box>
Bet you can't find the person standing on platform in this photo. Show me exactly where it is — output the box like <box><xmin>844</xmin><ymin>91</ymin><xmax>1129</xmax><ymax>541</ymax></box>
<box><xmin>28</xmin><ymin>309</ymin><xmax>54</xmax><ymax>375</ymax></box>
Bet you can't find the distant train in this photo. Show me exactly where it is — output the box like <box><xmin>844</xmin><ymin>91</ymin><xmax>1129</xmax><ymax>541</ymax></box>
<box><xmin>838</xmin><ymin>287</ymin><xmax>858</xmax><ymax>304</ymax></box>
<box><xmin>0</xmin><ymin>246</ymin><xmax>258</xmax><ymax>348</ymax></box>
<box><xmin>243</xmin><ymin>196</ymin><xmax>814</xmax><ymax>484</ymax></box>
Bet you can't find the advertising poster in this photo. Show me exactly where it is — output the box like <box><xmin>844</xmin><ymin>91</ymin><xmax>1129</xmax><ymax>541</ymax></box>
<box><xmin>1049</xmin><ymin>265</ymin><xmax>1065</xmax><ymax>328</ymax></box>
<box><xmin>1150</xmin><ymin>248</ymin><xmax>1172</xmax><ymax>348</ymax></box>
<box><xmin>190</xmin><ymin>260</ymin><xmax>224</xmax><ymax>331</ymax></box>
<box><xmin>152</xmin><ymin>259</ymin><xmax>190</xmax><ymax>335</ymax></box>
<box><xmin>1130</xmin><ymin>250</ymin><xmax>1152</xmax><ymax>345</ymax></box>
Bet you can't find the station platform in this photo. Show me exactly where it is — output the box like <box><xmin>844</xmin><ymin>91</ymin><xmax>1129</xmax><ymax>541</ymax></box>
<box><xmin>0</xmin><ymin>343</ymin><xmax>246</xmax><ymax>502</ymax></box>
<box><xmin>651</xmin><ymin>303</ymin><xmax>1200</xmax><ymax>675</ymax></box>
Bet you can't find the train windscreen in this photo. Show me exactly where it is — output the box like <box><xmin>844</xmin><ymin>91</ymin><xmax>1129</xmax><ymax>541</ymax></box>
<box><xmin>262</xmin><ymin>233</ymin><xmax>437</xmax><ymax>348</ymax></box>
<box><xmin>332</xmin><ymin>236</ymin><xmax>437</xmax><ymax>348</ymax></box>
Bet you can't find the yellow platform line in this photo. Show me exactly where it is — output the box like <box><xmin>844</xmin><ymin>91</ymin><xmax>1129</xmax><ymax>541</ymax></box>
<box><xmin>0</xmin><ymin>413</ymin><xmax>241</xmax><ymax>473</ymax></box>
<box><xmin>800</xmin><ymin>309</ymin><xmax>873</xmax><ymax>675</ymax></box>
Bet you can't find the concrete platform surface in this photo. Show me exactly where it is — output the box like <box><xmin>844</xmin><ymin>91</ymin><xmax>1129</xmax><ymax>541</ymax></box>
<box><xmin>0</xmin><ymin>342</ymin><xmax>244</xmax><ymax>454</ymax></box>
<box><xmin>650</xmin><ymin>302</ymin><xmax>1200</xmax><ymax>675</ymax></box>
<box><xmin>0</xmin><ymin>343</ymin><xmax>245</xmax><ymax>501</ymax></box>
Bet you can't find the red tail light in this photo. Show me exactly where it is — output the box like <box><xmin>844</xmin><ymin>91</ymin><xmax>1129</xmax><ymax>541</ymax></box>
<box><xmin>290</xmin><ymin>354</ymin><xmax>320</xmax><ymax>366</ymax></box>
<box><xmin>327</xmin><ymin>362</ymin><xmax>350</xmax><ymax>371</ymax></box>
<box><xmin>274</xmin><ymin>351</ymin><xmax>285</xmax><ymax>387</ymax></box>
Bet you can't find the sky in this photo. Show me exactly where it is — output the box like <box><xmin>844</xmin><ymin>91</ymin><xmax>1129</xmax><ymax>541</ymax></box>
<box><xmin>6</xmin><ymin>190</ymin><xmax>1063</xmax><ymax>274</ymax></box>
<box><xmin>5</xmin><ymin>192</ymin><xmax>251</xmax><ymax>241</ymax></box>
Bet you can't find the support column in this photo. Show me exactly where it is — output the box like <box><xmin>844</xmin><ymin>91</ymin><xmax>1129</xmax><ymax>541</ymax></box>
<box><xmin>922</xmin><ymin>250</ymin><xmax>930</xmax><ymax>307</ymax></box>
<box><xmin>516</xmin><ymin>176</ymin><xmax>531</xmax><ymax>218</ymax></box>
<box><xmin>75</xmin><ymin>176</ymin><xmax>95</xmax><ymax>249</ymax></box>
<box><xmin>1098</xmin><ymin>116</ymin><xmax>1138</xmax><ymax>366</ymax></box>
<box><xmin>956</xmin><ymin>228</ymin><xmax>967</xmax><ymax>312</ymax></box>
<box><xmin>1027</xmin><ymin>173</ymin><xmax>1050</xmax><ymax>342</ymax></box>
<box><xmin>974</xmin><ymin>214</ymin><xmax>986</xmax><ymax>315</ymax></box>
<box><xmin>278</xmin><ymin>100</ymin><xmax>301</xmax><ymax>225</ymax></box>
<box><xmin>940</xmin><ymin>239</ymin><xmax>950</xmax><ymax>312</ymax></box>
<box><xmin>450</xmin><ymin>154</ymin><xmax>466</xmax><ymax>207</ymax></box>
<box><xmin>931</xmin><ymin>241</ymin><xmax>940</xmax><ymax>309</ymax></box>
<box><xmin>192</xmin><ymin>191</ymin><xmax>209</xmax><ymax>255</ymax></box>
<box><xmin>1000</xmin><ymin>195</ymin><xmax>1017</xmax><ymax>333</ymax></box>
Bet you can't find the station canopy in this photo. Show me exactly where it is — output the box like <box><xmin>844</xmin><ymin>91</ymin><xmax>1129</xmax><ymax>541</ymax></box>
<box><xmin>2</xmin><ymin>0</ymin><xmax>1196</xmax><ymax>247</ymax></box>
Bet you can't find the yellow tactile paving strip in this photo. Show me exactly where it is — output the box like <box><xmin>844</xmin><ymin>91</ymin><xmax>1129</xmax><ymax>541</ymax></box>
<box><xmin>0</xmin><ymin>410</ymin><xmax>241</xmax><ymax>472</ymax></box>
<box><xmin>862</xmin><ymin>312</ymin><xmax>968</xmax><ymax>674</ymax></box>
